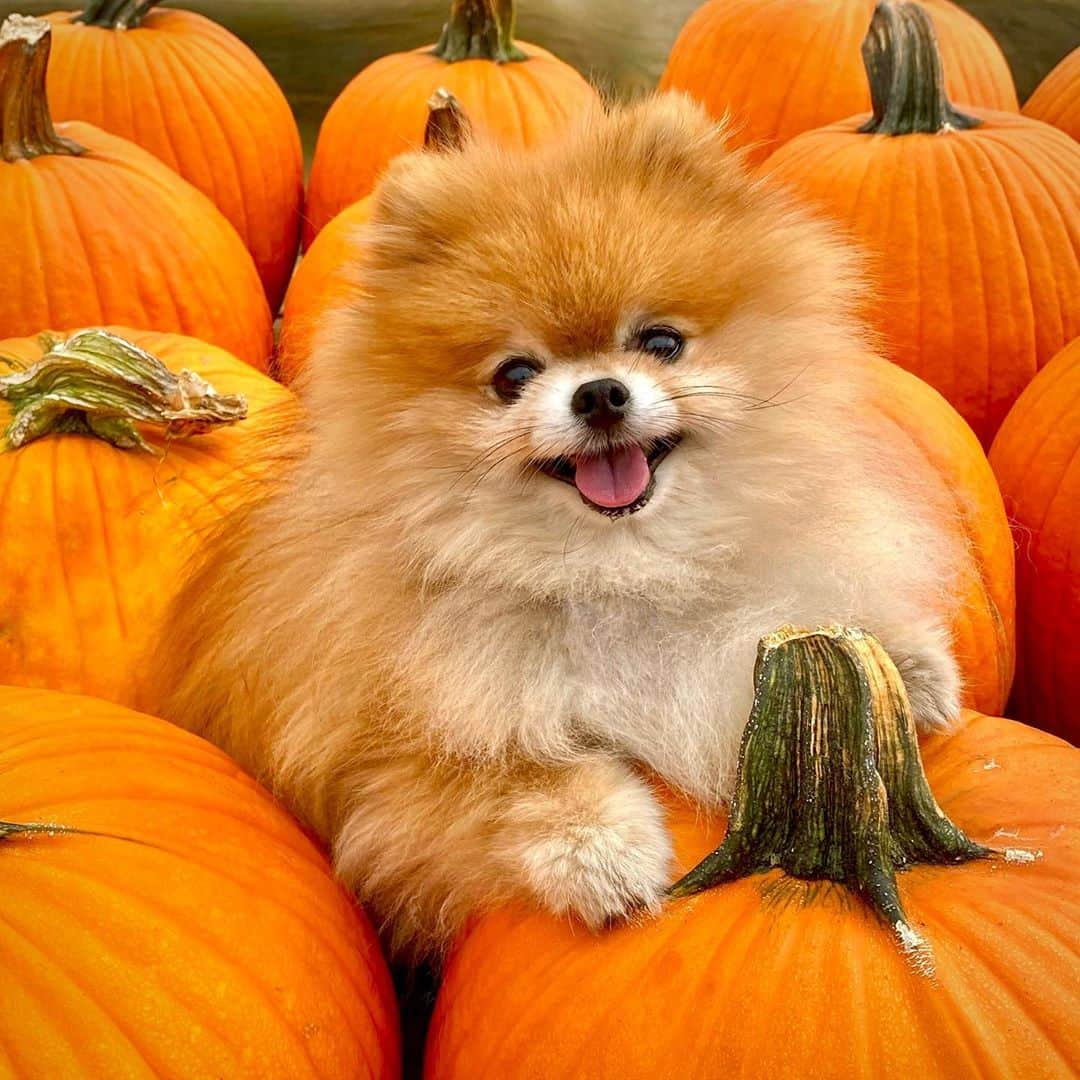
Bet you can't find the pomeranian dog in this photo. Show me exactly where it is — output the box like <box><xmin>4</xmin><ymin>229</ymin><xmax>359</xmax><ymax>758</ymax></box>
<box><xmin>161</xmin><ymin>95</ymin><xmax>964</xmax><ymax>960</ymax></box>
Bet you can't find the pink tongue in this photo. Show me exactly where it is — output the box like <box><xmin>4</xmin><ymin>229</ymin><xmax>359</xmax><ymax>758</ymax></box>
<box><xmin>573</xmin><ymin>444</ymin><xmax>651</xmax><ymax>508</ymax></box>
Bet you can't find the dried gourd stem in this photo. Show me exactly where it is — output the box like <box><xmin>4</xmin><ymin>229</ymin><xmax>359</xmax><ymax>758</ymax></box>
<box><xmin>0</xmin><ymin>820</ymin><xmax>161</xmax><ymax>849</ymax></box>
<box><xmin>74</xmin><ymin>0</ymin><xmax>160</xmax><ymax>30</ymax></box>
<box><xmin>0</xmin><ymin>329</ymin><xmax>247</xmax><ymax>452</ymax></box>
<box><xmin>424</xmin><ymin>89</ymin><xmax>473</xmax><ymax>152</ymax></box>
<box><xmin>0</xmin><ymin>16</ymin><xmax>84</xmax><ymax>162</ymax></box>
<box><xmin>858</xmin><ymin>2</ymin><xmax>981</xmax><ymax>135</ymax></box>
<box><xmin>433</xmin><ymin>0</ymin><xmax>525</xmax><ymax>64</ymax></box>
<box><xmin>668</xmin><ymin>625</ymin><xmax>1017</xmax><ymax>975</ymax></box>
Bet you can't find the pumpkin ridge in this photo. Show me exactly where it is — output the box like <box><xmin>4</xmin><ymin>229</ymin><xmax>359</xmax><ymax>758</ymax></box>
<box><xmin>966</xmin><ymin>137</ymin><xmax>1052</xmax><ymax>387</ymax></box>
<box><xmin>0</xmin><ymin>908</ymin><xmax>155</xmax><ymax>1073</ymax></box>
<box><xmin>770</xmin><ymin>4</ymin><xmax>845</xmax><ymax>146</ymax></box>
<box><xmin>155</xmin><ymin>35</ymin><xmax>250</xmax><ymax>240</ymax></box>
<box><xmin>936</xmin><ymin>133</ymin><xmax>992</xmax><ymax>426</ymax></box>
<box><xmin>170</xmin><ymin>32</ymin><xmax>278</xmax><ymax>242</ymax></box>
<box><xmin>4</xmin><ymin>817</ymin><xmax>391</xmax><ymax>1033</ymax></box>
<box><xmin>0</xmin><ymin>862</ymin><xmax>319</xmax><ymax>1072</ymax></box>
<box><xmin>983</xmin><ymin>131</ymin><xmax>1080</xmax><ymax>345</ymax></box>
<box><xmin>921</xmin><ymin>895</ymin><xmax>1078</xmax><ymax>1072</ymax></box>
<box><xmin>49</xmin><ymin>434</ymin><xmax>90</xmax><ymax>691</ymax></box>
<box><xmin>84</xmin><ymin>439</ymin><xmax>129</xmax><ymax>645</ymax></box>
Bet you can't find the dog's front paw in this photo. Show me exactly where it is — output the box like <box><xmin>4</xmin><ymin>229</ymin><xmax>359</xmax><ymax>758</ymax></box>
<box><xmin>505</xmin><ymin>762</ymin><xmax>673</xmax><ymax>927</ymax></box>
<box><xmin>883</xmin><ymin>622</ymin><xmax>962</xmax><ymax>732</ymax></box>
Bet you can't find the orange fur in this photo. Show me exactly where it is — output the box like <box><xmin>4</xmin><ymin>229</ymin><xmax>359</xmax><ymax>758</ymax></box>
<box><xmin>159</xmin><ymin>96</ymin><xmax>964</xmax><ymax>960</ymax></box>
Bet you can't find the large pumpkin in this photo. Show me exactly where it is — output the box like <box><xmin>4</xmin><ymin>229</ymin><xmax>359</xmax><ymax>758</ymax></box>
<box><xmin>427</xmin><ymin>626</ymin><xmax>1079</xmax><ymax>1079</ymax></box>
<box><xmin>989</xmin><ymin>336</ymin><xmax>1080</xmax><ymax>745</ymax></box>
<box><xmin>279</xmin><ymin>89</ymin><xmax>469</xmax><ymax>384</ymax></box>
<box><xmin>659</xmin><ymin>0</ymin><xmax>1017</xmax><ymax>165</ymax></box>
<box><xmin>302</xmin><ymin>0</ymin><xmax>597</xmax><ymax>248</ymax></box>
<box><xmin>1023</xmin><ymin>46</ymin><xmax>1080</xmax><ymax>144</ymax></box>
<box><xmin>0</xmin><ymin>326</ymin><xmax>295</xmax><ymax>712</ymax></box>
<box><xmin>0</xmin><ymin>685</ymin><xmax>399</xmax><ymax>1077</ymax></box>
<box><xmin>0</xmin><ymin>16</ymin><xmax>273</xmax><ymax>371</ymax></box>
<box><xmin>860</xmin><ymin>354</ymin><xmax>1013</xmax><ymax>715</ymax></box>
<box><xmin>761</xmin><ymin>2</ymin><xmax>1080</xmax><ymax>448</ymax></box>
<box><xmin>44</xmin><ymin>1</ymin><xmax>304</xmax><ymax>312</ymax></box>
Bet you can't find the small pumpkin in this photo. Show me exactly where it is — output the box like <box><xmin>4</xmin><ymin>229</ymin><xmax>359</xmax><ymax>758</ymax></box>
<box><xmin>0</xmin><ymin>326</ymin><xmax>295</xmax><ymax>711</ymax></box>
<box><xmin>1022</xmin><ymin>46</ymin><xmax>1080</xmax><ymax>143</ymax></box>
<box><xmin>0</xmin><ymin>685</ymin><xmax>399</xmax><ymax>1077</ymax></box>
<box><xmin>0</xmin><ymin>15</ymin><xmax>273</xmax><ymax>371</ymax></box>
<box><xmin>279</xmin><ymin>89</ymin><xmax>470</xmax><ymax>384</ymax></box>
<box><xmin>302</xmin><ymin>0</ymin><xmax>597</xmax><ymax>248</ymax></box>
<box><xmin>989</xmin><ymin>336</ymin><xmax>1080</xmax><ymax>745</ymax></box>
<box><xmin>761</xmin><ymin>2</ymin><xmax>1080</xmax><ymax>447</ymax></box>
<box><xmin>427</xmin><ymin>626</ymin><xmax>1079</xmax><ymax>1079</ymax></box>
<box><xmin>43</xmin><ymin>0</ymin><xmax>304</xmax><ymax>312</ymax></box>
<box><xmin>660</xmin><ymin>0</ymin><xmax>1017</xmax><ymax>165</ymax></box>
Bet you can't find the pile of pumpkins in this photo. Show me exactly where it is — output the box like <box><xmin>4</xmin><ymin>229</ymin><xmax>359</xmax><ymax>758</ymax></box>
<box><xmin>0</xmin><ymin>0</ymin><xmax>1077</xmax><ymax>1076</ymax></box>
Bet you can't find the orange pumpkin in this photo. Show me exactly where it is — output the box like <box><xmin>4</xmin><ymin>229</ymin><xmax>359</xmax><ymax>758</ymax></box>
<box><xmin>279</xmin><ymin>90</ymin><xmax>470</xmax><ymax>384</ymax></box>
<box><xmin>428</xmin><ymin>627</ymin><xmax>1079</xmax><ymax>1079</ymax></box>
<box><xmin>660</xmin><ymin>0</ymin><xmax>1017</xmax><ymax>165</ymax></box>
<box><xmin>760</xmin><ymin>2</ymin><xmax>1080</xmax><ymax>448</ymax></box>
<box><xmin>861</xmin><ymin>356</ymin><xmax>1013</xmax><ymax>715</ymax></box>
<box><xmin>0</xmin><ymin>16</ymin><xmax>273</xmax><ymax>371</ymax></box>
<box><xmin>0</xmin><ymin>685</ymin><xmax>399</xmax><ymax>1077</ymax></box>
<box><xmin>0</xmin><ymin>326</ymin><xmax>295</xmax><ymax>712</ymax></box>
<box><xmin>1023</xmin><ymin>46</ymin><xmax>1080</xmax><ymax>143</ymax></box>
<box><xmin>302</xmin><ymin>0</ymin><xmax>597</xmax><ymax>248</ymax></box>
<box><xmin>44</xmin><ymin>1</ymin><xmax>304</xmax><ymax>312</ymax></box>
<box><xmin>989</xmin><ymin>337</ymin><xmax>1080</xmax><ymax>744</ymax></box>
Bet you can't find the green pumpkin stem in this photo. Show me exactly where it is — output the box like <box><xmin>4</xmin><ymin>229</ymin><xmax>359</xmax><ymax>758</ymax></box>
<box><xmin>0</xmin><ymin>329</ymin><xmax>247</xmax><ymax>453</ymax></box>
<box><xmin>0</xmin><ymin>16</ymin><xmax>84</xmax><ymax>162</ymax></box>
<box><xmin>433</xmin><ymin>0</ymin><xmax>525</xmax><ymax>64</ymax></box>
<box><xmin>424</xmin><ymin>88</ymin><xmax>473</xmax><ymax>151</ymax></box>
<box><xmin>858</xmin><ymin>2</ymin><xmax>981</xmax><ymax>135</ymax></box>
<box><xmin>668</xmin><ymin>626</ymin><xmax>1035</xmax><ymax>974</ymax></box>
<box><xmin>74</xmin><ymin>0</ymin><xmax>159</xmax><ymax>30</ymax></box>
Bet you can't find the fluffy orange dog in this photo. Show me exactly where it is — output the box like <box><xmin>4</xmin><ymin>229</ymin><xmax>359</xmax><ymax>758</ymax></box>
<box><xmin>162</xmin><ymin>96</ymin><xmax>965</xmax><ymax>959</ymax></box>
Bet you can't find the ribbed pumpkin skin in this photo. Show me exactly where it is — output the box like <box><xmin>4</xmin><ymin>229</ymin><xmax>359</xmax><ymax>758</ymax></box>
<box><xmin>1023</xmin><ymin>46</ymin><xmax>1080</xmax><ymax>143</ymax></box>
<box><xmin>45</xmin><ymin>8</ymin><xmax>304</xmax><ymax>312</ymax></box>
<box><xmin>427</xmin><ymin>711</ymin><xmax>1079</xmax><ymax>1079</ymax></box>
<box><xmin>864</xmin><ymin>359</ymin><xmax>1013</xmax><ymax>715</ymax></box>
<box><xmin>989</xmin><ymin>338</ymin><xmax>1080</xmax><ymax>744</ymax></box>
<box><xmin>659</xmin><ymin>0</ymin><xmax>1017</xmax><ymax>164</ymax></box>
<box><xmin>0</xmin><ymin>687</ymin><xmax>399</xmax><ymax>1078</ymax></box>
<box><xmin>303</xmin><ymin>43</ymin><xmax>597</xmax><ymax>247</ymax></box>
<box><xmin>0</xmin><ymin>328</ymin><xmax>293</xmax><ymax>711</ymax></box>
<box><xmin>279</xmin><ymin>196</ymin><xmax>373</xmax><ymax>383</ymax></box>
<box><xmin>0</xmin><ymin>124</ymin><xmax>273</xmax><ymax>371</ymax></box>
<box><xmin>762</xmin><ymin>110</ymin><xmax>1080</xmax><ymax>448</ymax></box>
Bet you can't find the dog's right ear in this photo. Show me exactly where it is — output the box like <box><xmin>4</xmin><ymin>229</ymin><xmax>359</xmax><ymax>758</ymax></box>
<box><xmin>423</xmin><ymin>88</ymin><xmax>473</xmax><ymax>154</ymax></box>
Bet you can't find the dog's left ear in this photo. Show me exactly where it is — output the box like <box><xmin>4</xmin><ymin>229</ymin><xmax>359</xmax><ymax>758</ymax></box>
<box><xmin>423</xmin><ymin>88</ymin><xmax>473</xmax><ymax>155</ymax></box>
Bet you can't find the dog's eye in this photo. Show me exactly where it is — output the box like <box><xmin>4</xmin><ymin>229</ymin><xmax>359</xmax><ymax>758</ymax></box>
<box><xmin>493</xmin><ymin>357</ymin><xmax>542</xmax><ymax>402</ymax></box>
<box><xmin>636</xmin><ymin>326</ymin><xmax>684</xmax><ymax>363</ymax></box>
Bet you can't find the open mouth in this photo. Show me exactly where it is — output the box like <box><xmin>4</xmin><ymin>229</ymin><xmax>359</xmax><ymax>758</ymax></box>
<box><xmin>533</xmin><ymin>435</ymin><xmax>682</xmax><ymax>517</ymax></box>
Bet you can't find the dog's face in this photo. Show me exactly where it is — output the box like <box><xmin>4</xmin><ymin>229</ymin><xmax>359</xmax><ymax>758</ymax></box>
<box><xmin>319</xmin><ymin>96</ymin><xmax>862</xmax><ymax>596</ymax></box>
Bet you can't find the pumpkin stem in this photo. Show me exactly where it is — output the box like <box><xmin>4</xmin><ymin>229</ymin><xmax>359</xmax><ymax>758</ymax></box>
<box><xmin>424</xmin><ymin>88</ymin><xmax>473</xmax><ymax>152</ymax></box>
<box><xmin>433</xmin><ymin>0</ymin><xmax>525</xmax><ymax>64</ymax></box>
<box><xmin>74</xmin><ymin>0</ymin><xmax>160</xmax><ymax>30</ymax></box>
<box><xmin>0</xmin><ymin>329</ymin><xmax>247</xmax><ymax>453</ymax></box>
<box><xmin>858</xmin><ymin>2</ymin><xmax>981</xmax><ymax>135</ymax></box>
<box><xmin>0</xmin><ymin>16</ymin><xmax>84</xmax><ymax>162</ymax></box>
<box><xmin>668</xmin><ymin>626</ymin><xmax>1034</xmax><ymax>974</ymax></box>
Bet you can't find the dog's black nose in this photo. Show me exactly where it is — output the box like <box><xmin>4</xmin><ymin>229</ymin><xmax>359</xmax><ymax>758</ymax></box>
<box><xmin>571</xmin><ymin>378</ymin><xmax>631</xmax><ymax>430</ymax></box>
